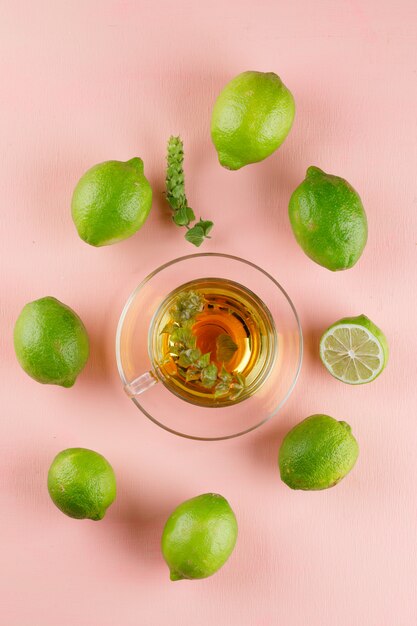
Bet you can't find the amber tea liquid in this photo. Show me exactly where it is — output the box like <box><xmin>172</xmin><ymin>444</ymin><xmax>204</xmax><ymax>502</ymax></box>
<box><xmin>149</xmin><ymin>278</ymin><xmax>277</xmax><ymax>407</ymax></box>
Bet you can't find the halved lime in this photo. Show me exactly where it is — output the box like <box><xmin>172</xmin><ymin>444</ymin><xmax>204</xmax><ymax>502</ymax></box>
<box><xmin>319</xmin><ymin>315</ymin><xmax>388</xmax><ymax>384</ymax></box>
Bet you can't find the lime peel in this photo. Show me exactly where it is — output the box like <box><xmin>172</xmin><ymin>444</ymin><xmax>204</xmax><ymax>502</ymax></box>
<box><xmin>161</xmin><ymin>493</ymin><xmax>238</xmax><ymax>581</ymax></box>
<box><xmin>211</xmin><ymin>70</ymin><xmax>295</xmax><ymax>170</ymax></box>
<box><xmin>278</xmin><ymin>414</ymin><xmax>359</xmax><ymax>491</ymax></box>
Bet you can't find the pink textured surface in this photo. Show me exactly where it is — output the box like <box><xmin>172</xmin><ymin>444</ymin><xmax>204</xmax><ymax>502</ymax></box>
<box><xmin>1</xmin><ymin>1</ymin><xmax>416</xmax><ymax>624</ymax></box>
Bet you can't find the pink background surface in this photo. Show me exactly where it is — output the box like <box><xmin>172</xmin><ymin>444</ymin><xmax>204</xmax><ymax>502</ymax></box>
<box><xmin>1</xmin><ymin>1</ymin><xmax>416</xmax><ymax>624</ymax></box>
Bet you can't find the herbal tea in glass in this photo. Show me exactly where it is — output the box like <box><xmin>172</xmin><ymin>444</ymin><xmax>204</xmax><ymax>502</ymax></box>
<box><xmin>150</xmin><ymin>278</ymin><xmax>277</xmax><ymax>407</ymax></box>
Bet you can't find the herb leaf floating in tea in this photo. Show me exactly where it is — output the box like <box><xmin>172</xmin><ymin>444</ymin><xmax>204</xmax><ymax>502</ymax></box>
<box><xmin>200</xmin><ymin>363</ymin><xmax>219</xmax><ymax>388</ymax></box>
<box><xmin>161</xmin><ymin>289</ymin><xmax>246</xmax><ymax>400</ymax></box>
<box><xmin>165</xmin><ymin>136</ymin><xmax>214</xmax><ymax>247</ymax></box>
<box><xmin>216</xmin><ymin>334</ymin><xmax>238</xmax><ymax>363</ymax></box>
<box><xmin>170</xmin><ymin>290</ymin><xmax>204</xmax><ymax>322</ymax></box>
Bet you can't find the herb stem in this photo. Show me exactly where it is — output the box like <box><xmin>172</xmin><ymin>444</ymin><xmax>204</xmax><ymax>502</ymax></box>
<box><xmin>165</xmin><ymin>136</ymin><xmax>214</xmax><ymax>247</ymax></box>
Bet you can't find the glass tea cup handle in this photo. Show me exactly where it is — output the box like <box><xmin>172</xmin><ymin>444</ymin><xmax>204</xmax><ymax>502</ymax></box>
<box><xmin>124</xmin><ymin>371</ymin><xmax>158</xmax><ymax>398</ymax></box>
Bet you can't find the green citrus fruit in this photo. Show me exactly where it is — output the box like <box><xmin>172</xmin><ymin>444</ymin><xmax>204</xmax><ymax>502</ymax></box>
<box><xmin>288</xmin><ymin>166</ymin><xmax>367</xmax><ymax>270</ymax></box>
<box><xmin>320</xmin><ymin>314</ymin><xmax>388</xmax><ymax>384</ymax></box>
<box><xmin>279</xmin><ymin>414</ymin><xmax>359</xmax><ymax>491</ymax></box>
<box><xmin>161</xmin><ymin>493</ymin><xmax>238</xmax><ymax>581</ymax></box>
<box><xmin>71</xmin><ymin>157</ymin><xmax>152</xmax><ymax>246</ymax></box>
<box><xmin>14</xmin><ymin>297</ymin><xmax>89</xmax><ymax>387</ymax></box>
<box><xmin>211</xmin><ymin>71</ymin><xmax>295</xmax><ymax>170</ymax></box>
<box><xmin>47</xmin><ymin>448</ymin><xmax>116</xmax><ymax>520</ymax></box>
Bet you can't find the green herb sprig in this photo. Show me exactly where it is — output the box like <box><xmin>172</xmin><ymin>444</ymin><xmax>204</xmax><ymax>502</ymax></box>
<box><xmin>161</xmin><ymin>290</ymin><xmax>245</xmax><ymax>400</ymax></box>
<box><xmin>165</xmin><ymin>136</ymin><xmax>214</xmax><ymax>247</ymax></box>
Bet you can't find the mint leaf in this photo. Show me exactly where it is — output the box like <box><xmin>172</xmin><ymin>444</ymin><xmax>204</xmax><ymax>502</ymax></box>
<box><xmin>201</xmin><ymin>363</ymin><xmax>218</xmax><ymax>388</ymax></box>
<box><xmin>196</xmin><ymin>219</ymin><xmax>214</xmax><ymax>237</ymax></box>
<box><xmin>214</xmin><ymin>382</ymin><xmax>230</xmax><ymax>398</ymax></box>
<box><xmin>230</xmin><ymin>386</ymin><xmax>244</xmax><ymax>401</ymax></box>
<box><xmin>185</xmin><ymin>219</ymin><xmax>214</xmax><ymax>247</ymax></box>
<box><xmin>185</xmin><ymin>224</ymin><xmax>205</xmax><ymax>247</ymax></box>
<box><xmin>170</xmin><ymin>290</ymin><xmax>204</xmax><ymax>322</ymax></box>
<box><xmin>161</xmin><ymin>323</ymin><xmax>176</xmax><ymax>334</ymax></box>
<box><xmin>219</xmin><ymin>364</ymin><xmax>233</xmax><ymax>384</ymax></box>
<box><xmin>228</xmin><ymin>372</ymin><xmax>246</xmax><ymax>400</ymax></box>
<box><xmin>186</xmin><ymin>206</ymin><xmax>196</xmax><ymax>222</ymax></box>
<box><xmin>196</xmin><ymin>352</ymin><xmax>211</xmax><ymax>368</ymax></box>
<box><xmin>173</xmin><ymin>206</ymin><xmax>192</xmax><ymax>226</ymax></box>
<box><xmin>189</xmin><ymin>348</ymin><xmax>201</xmax><ymax>362</ymax></box>
<box><xmin>216</xmin><ymin>334</ymin><xmax>238</xmax><ymax>363</ymax></box>
<box><xmin>177</xmin><ymin>352</ymin><xmax>192</xmax><ymax>367</ymax></box>
<box><xmin>170</xmin><ymin>326</ymin><xmax>196</xmax><ymax>348</ymax></box>
<box><xmin>185</xmin><ymin>366</ymin><xmax>201</xmax><ymax>382</ymax></box>
<box><xmin>235</xmin><ymin>372</ymin><xmax>246</xmax><ymax>387</ymax></box>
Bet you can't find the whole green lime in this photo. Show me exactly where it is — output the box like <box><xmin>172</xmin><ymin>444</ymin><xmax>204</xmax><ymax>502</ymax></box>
<box><xmin>279</xmin><ymin>414</ymin><xmax>359</xmax><ymax>491</ymax></box>
<box><xmin>71</xmin><ymin>157</ymin><xmax>152</xmax><ymax>246</ymax></box>
<box><xmin>320</xmin><ymin>314</ymin><xmax>389</xmax><ymax>384</ymax></box>
<box><xmin>288</xmin><ymin>166</ymin><xmax>367</xmax><ymax>271</ymax></box>
<box><xmin>211</xmin><ymin>71</ymin><xmax>295</xmax><ymax>170</ymax></box>
<box><xmin>161</xmin><ymin>493</ymin><xmax>238</xmax><ymax>581</ymax></box>
<box><xmin>47</xmin><ymin>448</ymin><xmax>116</xmax><ymax>520</ymax></box>
<box><xmin>14</xmin><ymin>297</ymin><xmax>89</xmax><ymax>387</ymax></box>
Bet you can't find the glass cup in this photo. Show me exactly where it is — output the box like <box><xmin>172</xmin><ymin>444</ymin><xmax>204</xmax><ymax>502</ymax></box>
<box><xmin>116</xmin><ymin>253</ymin><xmax>303</xmax><ymax>440</ymax></box>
